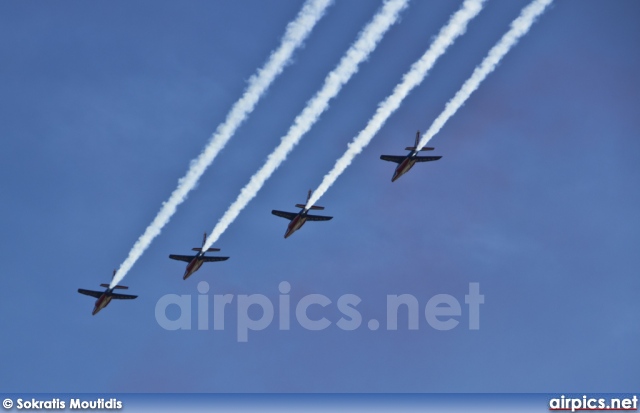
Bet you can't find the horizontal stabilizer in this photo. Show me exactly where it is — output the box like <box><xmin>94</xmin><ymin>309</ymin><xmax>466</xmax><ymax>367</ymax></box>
<box><xmin>192</xmin><ymin>247</ymin><xmax>221</xmax><ymax>252</ymax></box>
<box><xmin>100</xmin><ymin>284</ymin><xmax>128</xmax><ymax>290</ymax></box>
<box><xmin>405</xmin><ymin>146</ymin><xmax>434</xmax><ymax>151</ymax></box>
<box><xmin>295</xmin><ymin>204</ymin><xmax>324</xmax><ymax>210</ymax></box>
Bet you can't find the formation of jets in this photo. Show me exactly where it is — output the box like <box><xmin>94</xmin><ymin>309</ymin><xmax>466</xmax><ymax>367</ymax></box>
<box><xmin>78</xmin><ymin>130</ymin><xmax>440</xmax><ymax>315</ymax></box>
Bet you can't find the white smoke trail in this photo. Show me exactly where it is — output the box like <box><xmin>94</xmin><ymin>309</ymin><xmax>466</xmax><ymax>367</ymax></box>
<box><xmin>416</xmin><ymin>0</ymin><xmax>553</xmax><ymax>149</ymax></box>
<box><xmin>111</xmin><ymin>0</ymin><xmax>333</xmax><ymax>288</ymax></box>
<box><xmin>306</xmin><ymin>0</ymin><xmax>485</xmax><ymax>208</ymax></box>
<box><xmin>203</xmin><ymin>0</ymin><xmax>409</xmax><ymax>249</ymax></box>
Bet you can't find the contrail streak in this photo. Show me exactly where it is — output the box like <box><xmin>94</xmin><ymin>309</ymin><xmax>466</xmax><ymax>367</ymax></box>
<box><xmin>416</xmin><ymin>0</ymin><xmax>553</xmax><ymax>149</ymax></box>
<box><xmin>111</xmin><ymin>0</ymin><xmax>333</xmax><ymax>288</ymax></box>
<box><xmin>203</xmin><ymin>0</ymin><xmax>409</xmax><ymax>250</ymax></box>
<box><xmin>307</xmin><ymin>0</ymin><xmax>485</xmax><ymax>208</ymax></box>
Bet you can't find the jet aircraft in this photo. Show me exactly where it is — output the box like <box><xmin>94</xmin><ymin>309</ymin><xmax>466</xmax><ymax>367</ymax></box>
<box><xmin>271</xmin><ymin>190</ymin><xmax>333</xmax><ymax>238</ymax></box>
<box><xmin>380</xmin><ymin>131</ymin><xmax>441</xmax><ymax>182</ymax></box>
<box><xmin>77</xmin><ymin>270</ymin><xmax>138</xmax><ymax>315</ymax></box>
<box><xmin>169</xmin><ymin>233</ymin><xmax>229</xmax><ymax>280</ymax></box>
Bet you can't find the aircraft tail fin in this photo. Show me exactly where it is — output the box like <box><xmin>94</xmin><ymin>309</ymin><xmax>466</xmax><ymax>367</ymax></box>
<box><xmin>403</xmin><ymin>131</ymin><xmax>433</xmax><ymax>151</ymax></box>
<box><xmin>192</xmin><ymin>247</ymin><xmax>221</xmax><ymax>252</ymax></box>
<box><xmin>295</xmin><ymin>189</ymin><xmax>324</xmax><ymax>209</ymax></box>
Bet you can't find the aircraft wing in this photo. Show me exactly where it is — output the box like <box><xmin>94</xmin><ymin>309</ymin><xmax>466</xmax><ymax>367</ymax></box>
<box><xmin>111</xmin><ymin>292</ymin><xmax>138</xmax><ymax>300</ymax></box>
<box><xmin>380</xmin><ymin>155</ymin><xmax>405</xmax><ymax>163</ymax></box>
<box><xmin>271</xmin><ymin>210</ymin><xmax>298</xmax><ymax>220</ymax></box>
<box><xmin>306</xmin><ymin>214</ymin><xmax>333</xmax><ymax>222</ymax></box>
<box><xmin>414</xmin><ymin>155</ymin><xmax>442</xmax><ymax>162</ymax></box>
<box><xmin>169</xmin><ymin>254</ymin><xmax>195</xmax><ymax>263</ymax></box>
<box><xmin>77</xmin><ymin>289</ymin><xmax>102</xmax><ymax>298</ymax></box>
<box><xmin>202</xmin><ymin>256</ymin><xmax>229</xmax><ymax>262</ymax></box>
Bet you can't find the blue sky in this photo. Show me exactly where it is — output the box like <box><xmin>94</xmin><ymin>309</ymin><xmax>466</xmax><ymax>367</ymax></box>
<box><xmin>0</xmin><ymin>0</ymin><xmax>638</xmax><ymax>392</ymax></box>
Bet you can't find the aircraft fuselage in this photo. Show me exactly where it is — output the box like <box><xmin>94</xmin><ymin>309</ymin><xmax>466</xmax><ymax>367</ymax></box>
<box><xmin>183</xmin><ymin>253</ymin><xmax>205</xmax><ymax>280</ymax></box>
<box><xmin>392</xmin><ymin>152</ymin><xmax>419</xmax><ymax>182</ymax></box>
<box><xmin>92</xmin><ymin>290</ymin><xmax>113</xmax><ymax>315</ymax></box>
<box><xmin>285</xmin><ymin>212</ymin><xmax>308</xmax><ymax>238</ymax></box>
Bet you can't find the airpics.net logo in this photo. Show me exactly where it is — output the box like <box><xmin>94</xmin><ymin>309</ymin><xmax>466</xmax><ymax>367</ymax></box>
<box><xmin>154</xmin><ymin>281</ymin><xmax>484</xmax><ymax>342</ymax></box>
